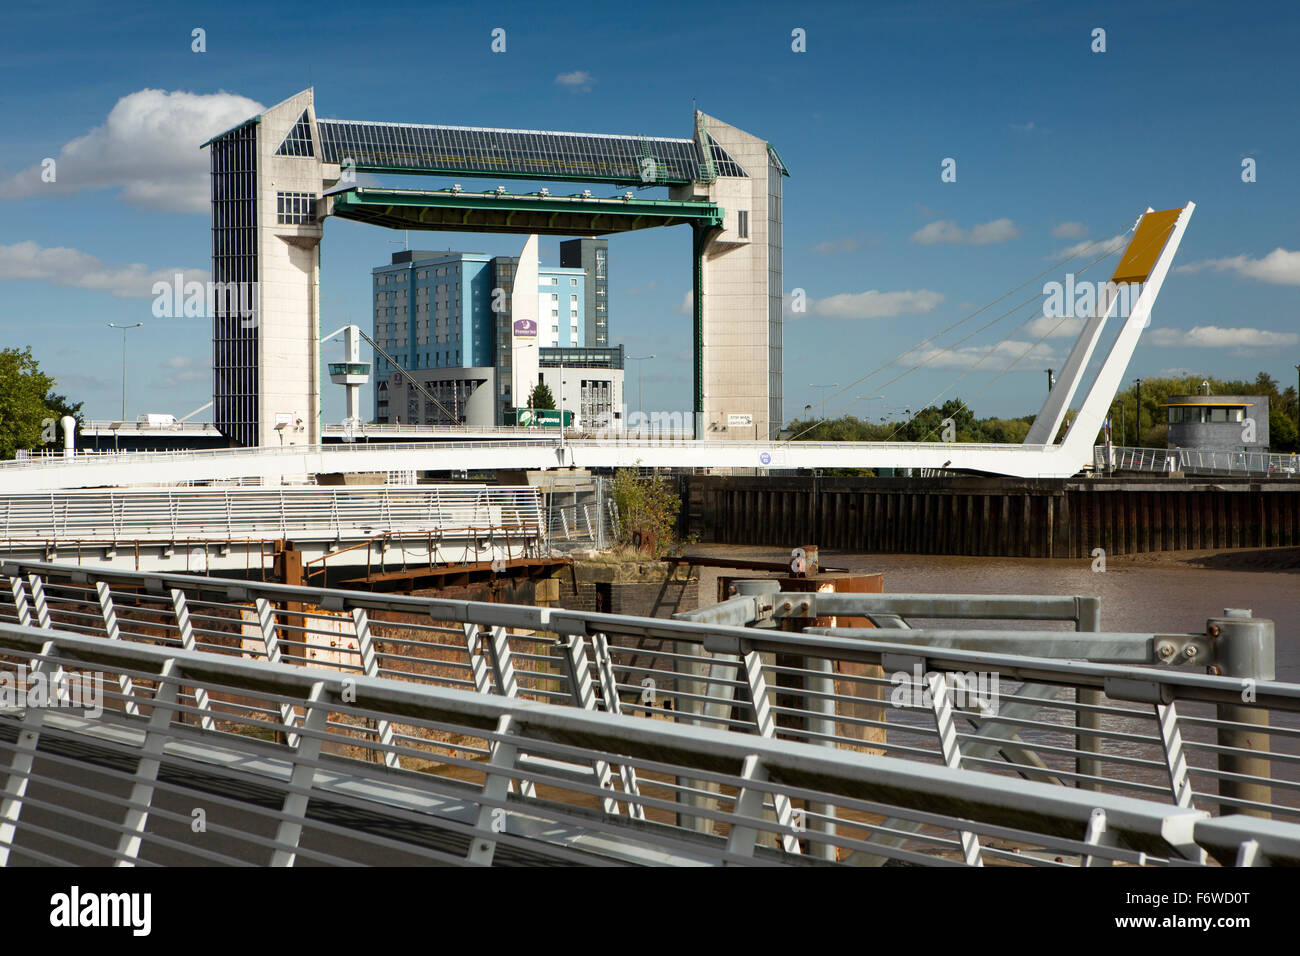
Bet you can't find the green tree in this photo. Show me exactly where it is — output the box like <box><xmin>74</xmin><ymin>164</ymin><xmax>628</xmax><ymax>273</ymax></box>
<box><xmin>0</xmin><ymin>347</ymin><xmax>79</xmax><ymax>459</ymax></box>
<box><xmin>527</xmin><ymin>382</ymin><xmax>556</xmax><ymax>410</ymax></box>
<box><xmin>611</xmin><ymin>469</ymin><xmax>681</xmax><ymax>556</ymax></box>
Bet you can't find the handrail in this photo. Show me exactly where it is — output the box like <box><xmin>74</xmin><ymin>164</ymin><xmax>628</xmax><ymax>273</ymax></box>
<box><xmin>3</xmin><ymin>616</ymin><xmax>1279</xmax><ymax>866</ymax></box>
<box><xmin>2</xmin><ymin>559</ymin><xmax>1295</xmax><ymax>830</ymax></box>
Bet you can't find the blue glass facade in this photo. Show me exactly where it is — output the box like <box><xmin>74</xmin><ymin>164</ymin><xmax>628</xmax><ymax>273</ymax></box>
<box><xmin>371</xmin><ymin>250</ymin><xmax>585</xmax><ymax>420</ymax></box>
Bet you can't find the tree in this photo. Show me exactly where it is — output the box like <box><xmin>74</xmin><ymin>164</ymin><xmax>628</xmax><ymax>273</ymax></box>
<box><xmin>0</xmin><ymin>347</ymin><xmax>78</xmax><ymax>459</ymax></box>
<box><xmin>611</xmin><ymin>469</ymin><xmax>681</xmax><ymax>556</ymax></box>
<box><xmin>527</xmin><ymin>382</ymin><xmax>556</xmax><ymax>410</ymax></box>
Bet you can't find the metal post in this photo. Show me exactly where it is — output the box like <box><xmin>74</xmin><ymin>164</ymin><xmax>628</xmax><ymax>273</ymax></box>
<box><xmin>0</xmin><ymin>639</ymin><xmax>59</xmax><ymax>866</ymax></box>
<box><xmin>1156</xmin><ymin>700</ymin><xmax>1195</xmax><ymax>808</ymax></box>
<box><xmin>1075</xmin><ymin>597</ymin><xmax>1103</xmax><ymax>791</ymax></box>
<box><xmin>560</xmin><ymin>634</ymin><xmax>622</xmax><ymax>815</ymax></box>
<box><xmin>171</xmin><ymin>589</ymin><xmax>215</xmax><ymax>731</ymax></box>
<box><xmin>928</xmin><ymin>672</ymin><xmax>983</xmax><ymax>865</ymax></box>
<box><xmin>115</xmin><ymin>659</ymin><xmax>180</xmax><ymax>865</ymax></box>
<box><xmin>352</xmin><ymin>608</ymin><xmax>400</xmax><ymax>768</ymax></box>
<box><xmin>96</xmin><ymin>581</ymin><xmax>140</xmax><ymax>717</ymax></box>
<box><xmin>467</xmin><ymin>714</ymin><xmax>523</xmax><ymax>866</ymax></box>
<box><xmin>270</xmin><ymin>681</ymin><xmax>330</xmax><ymax>866</ymax></box>
<box><xmin>589</xmin><ymin>632</ymin><xmax>643</xmax><ymax>817</ymax></box>
<box><xmin>255</xmin><ymin>598</ymin><xmax>300</xmax><ymax>745</ymax></box>
<box><xmin>1213</xmin><ymin>610</ymin><xmax>1273</xmax><ymax>817</ymax></box>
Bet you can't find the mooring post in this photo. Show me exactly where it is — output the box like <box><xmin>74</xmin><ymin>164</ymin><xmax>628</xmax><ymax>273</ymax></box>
<box><xmin>1212</xmin><ymin>609</ymin><xmax>1274</xmax><ymax>818</ymax></box>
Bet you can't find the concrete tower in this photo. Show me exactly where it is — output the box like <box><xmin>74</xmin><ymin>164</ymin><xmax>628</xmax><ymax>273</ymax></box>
<box><xmin>673</xmin><ymin>111</ymin><xmax>786</xmax><ymax>439</ymax></box>
<box><xmin>206</xmin><ymin>89</ymin><xmax>335</xmax><ymax>447</ymax></box>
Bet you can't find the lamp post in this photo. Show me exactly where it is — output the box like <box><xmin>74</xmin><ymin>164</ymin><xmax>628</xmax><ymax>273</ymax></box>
<box><xmin>1134</xmin><ymin>377</ymin><xmax>1143</xmax><ymax>446</ymax></box>
<box><xmin>857</xmin><ymin>393</ymin><xmax>885</xmax><ymax>421</ymax></box>
<box><xmin>627</xmin><ymin>353</ymin><xmax>655</xmax><ymax>433</ymax></box>
<box><xmin>107</xmin><ymin>323</ymin><xmax>144</xmax><ymax>422</ymax></box>
<box><xmin>809</xmin><ymin>382</ymin><xmax>839</xmax><ymax>420</ymax></box>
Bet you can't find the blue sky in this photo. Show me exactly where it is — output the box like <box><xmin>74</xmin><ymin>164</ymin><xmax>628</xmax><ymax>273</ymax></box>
<box><xmin>1</xmin><ymin>0</ymin><xmax>1297</xmax><ymax>428</ymax></box>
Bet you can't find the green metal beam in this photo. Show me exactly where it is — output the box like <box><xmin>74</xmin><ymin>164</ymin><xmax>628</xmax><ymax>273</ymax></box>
<box><xmin>692</xmin><ymin>224</ymin><xmax>713</xmax><ymax>439</ymax></box>
<box><xmin>329</xmin><ymin>187</ymin><xmax>722</xmax><ymax>238</ymax></box>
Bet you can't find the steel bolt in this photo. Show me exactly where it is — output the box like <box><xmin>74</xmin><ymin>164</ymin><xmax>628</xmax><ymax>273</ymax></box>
<box><xmin>1158</xmin><ymin>644</ymin><xmax>1174</xmax><ymax>659</ymax></box>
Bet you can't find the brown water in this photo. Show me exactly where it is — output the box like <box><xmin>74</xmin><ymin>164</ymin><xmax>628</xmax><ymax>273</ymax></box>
<box><xmin>693</xmin><ymin>545</ymin><xmax>1300</xmax><ymax>810</ymax></box>
<box><xmin>692</xmin><ymin>545</ymin><xmax>1300</xmax><ymax>680</ymax></box>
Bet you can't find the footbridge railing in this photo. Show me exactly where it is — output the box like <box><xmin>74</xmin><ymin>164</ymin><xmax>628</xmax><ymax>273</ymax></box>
<box><xmin>1097</xmin><ymin>444</ymin><xmax>1300</xmax><ymax>477</ymax></box>
<box><xmin>5</xmin><ymin>618</ymin><xmax>1264</xmax><ymax>867</ymax></box>
<box><xmin>1</xmin><ymin>560</ymin><xmax>1297</xmax><ymax>866</ymax></box>
<box><xmin>0</xmin><ymin>485</ymin><xmax>545</xmax><ymax>547</ymax></box>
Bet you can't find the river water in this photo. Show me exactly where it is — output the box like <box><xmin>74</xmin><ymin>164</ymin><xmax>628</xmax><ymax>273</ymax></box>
<box><xmin>693</xmin><ymin>545</ymin><xmax>1300</xmax><ymax>680</ymax></box>
<box><xmin>689</xmin><ymin>544</ymin><xmax>1300</xmax><ymax>812</ymax></box>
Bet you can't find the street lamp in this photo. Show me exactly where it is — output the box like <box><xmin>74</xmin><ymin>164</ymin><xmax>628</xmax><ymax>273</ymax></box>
<box><xmin>809</xmin><ymin>381</ymin><xmax>839</xmax><ymax>419</ymax></box>
<box><xmin>856</xmin><ymin>393</ymin><xmax>885</xmax><ymax>419</ymax></box>
<box><xmin>107</xmin><ymin>323</ymin><xmax>144</xmax><ymax>422</ymax></box>
<box><xmin>627</xmin><ymin>353</ymin><xmax>655</xmax><ymax>431</ymax></box>
<box><xmin>1134</xmin><ymin>377</ymin><xmax>1143</xmax><ymax>446</ymax></box>
<box><xmin>559</xmin><ymin>376</ymin><xmax>567</xmax><ymax>454</ymax></box>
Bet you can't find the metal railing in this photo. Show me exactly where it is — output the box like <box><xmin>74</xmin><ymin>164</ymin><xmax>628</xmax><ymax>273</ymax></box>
<box><xmin>0</xmin><ymin>439</ymin><xmax>563</xmax><ymax>472</ymax></box>
<box><xmin>8</xmin><ymin>618</ymin><xmax>1275</xmax><ymax>867</ymax></box>
<box><xmin>0</xmin><ymin>486</ymin><xmax>545</xmax><ymax>546</ymax></box>
<box><xmin>80</xmin><ymin>420</ymin><xmax>224</xmax><ymax>433</ymax></box>
<box><xmin>1</xmin><ymin>559</ymin><xmax>1296</xmax><ymax>849</ymax></box>
<box><xmin>1</xmin><ymin>438</ymin><xmax>1069</xmax><ymax>472</ymax></box>
<box><xmin>322</xmin><ymin>422</ymin><xmax>562</xmax><ymax>438</ymax></box>
<box><xmin>1097</xmin><ymin>444</ymin><xmax>1300</xmax><ymax>477</ymax></box>
<box><xmin>544</xmin><ymin>477</ymin><xmax>615</xmax><ymax>549</ymax></box>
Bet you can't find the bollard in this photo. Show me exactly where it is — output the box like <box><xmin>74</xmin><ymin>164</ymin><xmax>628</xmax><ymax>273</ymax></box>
<box><xmin>1212</xmin><ymin>609</ymin><xmax>1273</xmax><ymax>818</ymax></box>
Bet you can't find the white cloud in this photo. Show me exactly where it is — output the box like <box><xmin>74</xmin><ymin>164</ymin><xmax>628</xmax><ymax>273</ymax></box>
<box><xmin>1146</xmin><ymin>325</ymin><xmax>1300</xmax><ymax>348</ymax></box>
<box><xmin>1010</xmin><ymin>121</ymin><xmax>1036</xmax><ymax>132</ymax></box>
<box><xmin>910</xmin><ymin>220</ymin><xmax>965</xmax><ymax>244</ymax></box>
<box><xmin>0</xmin><ymin>89</ymin><xmax>264</xmax><ymax>214</ymax></box>
<box><xmin>1176</xmin><ymin>248</ymin><xmax>1300</xmax><ymax>286</ymax></box>
<box><xmin>969</xmin><ymin>218</ymin><xmax>1020</xmax><ymax>245</ymax></box>
<box><xmin>155</xmin><ymin>354</ymin><xmax>211</xmax><ymax>388</ymax></box>
<box><xmin>1051</xmin><ymin>221</ymin><xmax>1088</xmax><ymax>239</ymax></box>
<box><xmin>1050</xmin><ymin>234</ymin><xmax>1127</xmax><ymax>260</ymax></box>
<box><xmin>0</xmin><ymin>241</ymin><xmax>207</xmax><ymax>298</ymax></box>
<box><xmin>802</xmin><ymin>289</ymin><xmax>945</xmax><ymax>320</ymax></box>
<box><xmin>677</xmin><ymin>290</ymin><xmax>693</xmax><ymax>315</ymax></box>
<box><xmin>899</xmin><ymin>340</ymin><xmax>1055</xmax><ymax>370</ymax></box>
<box><xmin>911</xmin><ymin>218</ymin><xmax>1019</xmax><ymax>245</ymax></box>
<box><xmin>811</xmin><ymin>237</ymin><xmax>860</xmax><ymax>255</ymax></box>
<box><xmin>1024</xmin><ymin>315</ymin><xmax>1085</xmax><ymax>338</ymax></box>
<box><xmin>555</xmin><ymin>71</ymin><xmax>595</xmax><ymax>92</ymax></box>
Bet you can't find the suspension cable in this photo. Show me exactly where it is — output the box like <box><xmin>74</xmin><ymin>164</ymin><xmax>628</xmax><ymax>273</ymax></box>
<box><xmin>781</xmin><ymin>218</ymin><xmax>1138</xmax><ymax>444</ymax></box>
